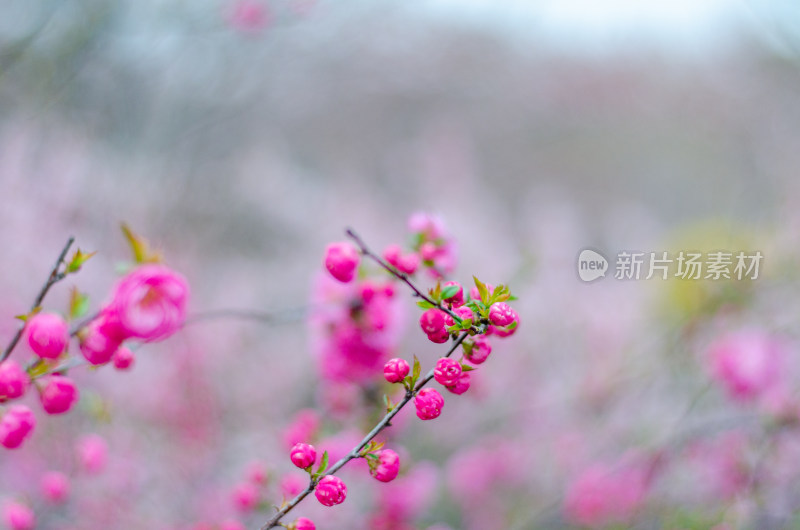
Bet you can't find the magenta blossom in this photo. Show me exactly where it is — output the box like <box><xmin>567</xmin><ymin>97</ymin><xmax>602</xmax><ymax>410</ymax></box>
<box><xmin>290</xmin><ymin>443</ymin><xmax>317</xmax><ymax>469</ymax></box>
<box><xmin>315</xmin><ymin>475</ymin><xmax>347</xmax><ymax>506</ymax></box>
<box><xmin>0</xmin><ymin>360</ymin><xmax>30</xmax><ymax>401</ymax></box>
<box><xmin>370</xmin><ymin>449</ymin><xmax>401</xmax><ymax>483</ymax></box>
<box><xmin>324</xmin><ymin>242</ymin><xmax>360</xmax><ymax>283</ymax></box>
<box><xmin>41</xmin><ymin>471</ymin><xmax>70</xmax><ymax>504</ymax></box>
<box><xmin>708</xmin><ymin>329</ymin><xmax>785</xmax><ymax>402</ymax></box>
<box><xmin>434</xmin><ymin>358</ymin><xmax>462</xmax><ymax>387</ymax></box>
<box><xmin>415</xmin><ymin>388</ymin><xmax>444</xmax><ymax>420</ymax></box>
<box><xmin>39</xmin><ymin>375</ymin><xmax>79</xmax><ymax>415</ymax></box>
<box><xmin>0</xmin><ymin>405</ymin><xmax>36</xmax><ymax>449</ymax></box>
<box><xmin>384</xmin><ymin>358</ymin><xmax>410</xmax><ymax>384</ymax></box>
<box><xmin>1</xmin><ymin>501</ymin><xmax>34</xmax><ymax>530</ymax></box>
<box><xmin>26</xmin><ymin>312</ymin><xmax>69</xmax><ymax>360</ymax></box>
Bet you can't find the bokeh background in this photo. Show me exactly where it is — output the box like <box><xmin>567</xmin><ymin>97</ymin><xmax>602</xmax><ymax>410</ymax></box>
<box><xmin>3</xmin><ymin>1</ymin><xmax>800</xmax><ymax>529</ymax></box>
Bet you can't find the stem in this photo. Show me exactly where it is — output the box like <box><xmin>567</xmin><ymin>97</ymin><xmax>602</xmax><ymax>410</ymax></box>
<box><xmin>1</xmin><ymin>236</ymin><xmax>75</xmax><ymax>363</ymax></box>
<box><xmin>345</xmin><ymin>228</ymin><xmax>464</xmax><ymax>326</ymax></box>
<box><xmin>260</xmin><ymin>331</ymin><xmax>469</xmax><ymax>529</ymax></box>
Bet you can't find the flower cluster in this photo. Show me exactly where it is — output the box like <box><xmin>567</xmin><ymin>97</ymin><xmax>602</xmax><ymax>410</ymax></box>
<box><xmin>0</xmin><ymin>229</ymin><xmax>189</xmax><ymax>453</ymax></box>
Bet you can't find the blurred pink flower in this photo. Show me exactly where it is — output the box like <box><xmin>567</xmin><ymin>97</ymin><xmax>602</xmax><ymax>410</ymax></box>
<box><xmin>228</xmin><ymin>0</ymin><xmax>269</xmax><ymax>33</ymax></box>
<box><xmin>708</xmin><ymin>329</ymin><xmax>786</xmax><ymax>403</ymax></box>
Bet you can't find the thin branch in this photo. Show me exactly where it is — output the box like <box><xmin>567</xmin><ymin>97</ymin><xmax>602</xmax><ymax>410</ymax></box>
<box><xmin>1</xmin><ymin>237</ymin><xmax>75</xmax><ymax>363</ymax></box>
<box><xmin>260</xmin><ymin>331</ymin><xmax>470</xmax><ymax>529</ymax></box>
<box><xmin>345</xmin><ymin>228</ymin><xmax>464</xmax><ymax>325</ymax></box>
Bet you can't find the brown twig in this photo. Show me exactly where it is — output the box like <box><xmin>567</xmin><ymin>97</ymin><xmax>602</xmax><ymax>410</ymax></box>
<box><xmin>1</xmin><ymin>237</ymin><xmax>75</xmax><ymax>363</ymax></box>
<box><xmin>260</xmin><ymin>331</ymin><xmax>469</xmax><ymax>529</ymax></box>
<box><xmin>345</xmin><ymin>228</ymin><xmax>464</xmax><ymax>325</ymax></box>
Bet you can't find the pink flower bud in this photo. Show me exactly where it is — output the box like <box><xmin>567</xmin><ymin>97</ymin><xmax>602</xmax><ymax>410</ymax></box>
<box><xmin>444</xmin><ymin>306</ymin><xmax>473</xmax><ymax>327</ymax></box>
<box><xmin>370</xmin><ymin>449</ymin><xmax>400</xmax><ymax>483</ymax></box>
<box><xmin>446</xmin><ymin>372</ymin><xmax>471</xmax><ymax>395</ymax></box>
<box><xmin>465</xmin><ymin>336</ymin><xmax>492</xmax><ymax>365</ymax></box>
<box><xmin>419</xmin><ymin>308</ymin><xmax>445</xmax><ymax>335</ymax></box>
<box><xmin>419</xmin><ymin>242</ymin><xmax>438</xmax><ymax>261</ymax></box>
<box><xmin>0</xmin><ymin>405</ymin><xmax>36</xmax><ymax>449</ymax></box>
<box><xmin>77</xmin><ymin>434</ymin><xmax>107</xmax><ymax>474</ymax></box>
<box><xmin>315</xmin><ymin>475</ymin><xmax>347</xmax><ymax>506</ymax></box>
<box><xmin>0</xmin><ymin>360</ymin><xmax>30</xmax><ymax>401</ymax></box>
<box><xmin>232</xmin><ymin>482</ymin><xmax>259</xmax><ymax>512</ymax></box>
<box><xmin>384</xmin><ymin>245</ymin><xmax>420</xmax><ymax>275</ymax></box>
<box><xmin>442</xmin><ymin>281</ymin><xmax>464</xmax><ymax>307</ymax></box>
<box><xmin>40</xmin><ymin>471</ymin><xmax>70</xmax><ymax>504</ymax></box>
<box><xmin>228</xmin><ymin>0</ymin><xmax>269</xmax><ymax>33</ymax></box>
<box><xmin>324</xmin><ymin>242</ymin><xmax>360</xmax><ymax>283</ymax></box>
<box><xmin>112</xmin><ymin>346</ymin><xmax>135</xmax><ymax>370</ymax></box>
<box><xmin>488</xmin><ymin>308</ymin><xmax>519</xmax><ymax>338</ymax></box>
<box><xmin>488</xmin><ymin>302</ymin><xmax>515</xmax><ymax>327</ymax></box>
<box><xmin>709</xmin><ymin>330</ymin><xmax>783</xmax><ymax>402</ymax></box>
<box><xmin>294</xmin><ymin>517</ymin><xmax>316</xmax><ymax>530</ymax></box>
<box><xmin>39</xmin><ymin>375</ymin><xmax>79</xmax><ymax>415</ymax></box>
<box><xmin>434</xmin><ymin>358</ymin><xmax>462</xmax><ymax>387</ymax></box>
<box><xmin>415</xmin><ymin>388</ymin><xmax>444</xmax><ymax>420</ymax></box>
<box><xmin>26</xmin><ymin>312</ymin><xmax>68</xmax><ymax>360</ymax></box>
<box><xmin>290</xmin><ymin>443</ymin><xmax>317</xmax><ymax>469</ymax></box>
<box><xmin>426</xmin><ymin>328</ymin><xmax>450</xmax><ymax>344</ymax></box>
<box><xmin>79</xmin><ymin>316</ymin><xmax>121</xmax><ymax>366</ymax></box>
<box><xmin>383</xmin><ymin>358</ymin><xmax>410</xmax><ymax>384</ymax></box>
<box><xmin>105</xmin><ymin>264</ymin><xmax>189</xmax><ymax>342</ymax></box>
<box><xmin>1</xmin><ymin>502</ymin><xmax>34</xmax><ymax>530</ymax></box>
<box><xmin>220</xmin><ymin>520</ymin><xmax>246</xmax><ymax>530</ymax></box>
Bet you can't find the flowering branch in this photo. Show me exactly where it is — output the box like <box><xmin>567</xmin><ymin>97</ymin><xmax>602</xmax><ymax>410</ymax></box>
<box><xmin>260</xmin><ymin>331</ymin><xmax>470</xmax><ymax>529</ymax></box>
<box><xmin>345</xmin><ymin>228</ymin><xmax>464</xmax><ymax>325</ymax></box>
<box><xmin>1</xmin><ymin>236</ymin><xmax>75</xmax><ymax>363</ymax></box>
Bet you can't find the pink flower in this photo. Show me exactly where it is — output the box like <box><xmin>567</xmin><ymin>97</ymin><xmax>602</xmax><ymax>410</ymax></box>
<box><xmin>442</xmin><ymin>281</ymin><xmax>464</xmax><ymax>307</ymax></box>
<box><xmin>444</xmin><ymin>306</ymin><xmax>473</xmax><ymax>327</ymax></box>
<box><xmin>564</xmin><ymin>461</ymin><xmax>649</xmax><ymax>528</ymax></box>
<box><xmin>220</xmin><ymin>520</ymin><xmax>246</xmax><ymax>530</ymax></box>
<box><xmin>415</xmin><ymin>388</ymin><xmax>444</xmax><ymax>420</ymax></box>
<box><xmin>1</xmin><ymin>502</ymin><xmax>34</xmax><ymax>530</ymax></box>
<box><xmin>383</xmin><ymin>244</ymin><xmax>420</xmax><ymax>275</ymax></box>
<box><xmin>370</xmin><ymin>449</ymin><xmax>400</xmax><ymax>483</ymax></box>
<box><xmin>488</xmin><ymin>303</ymin><xmax>515</xmax><ymax>327</ymax></box>
<box><xmin>26</xmin><ymin>312</ymin><xmax>68</xmax><ymax>360</ymax></box>
<box><xmin>228</xmin><ymin>0</ymin><xmax>269</xmax><ymax>33</ymax></box>
<box><xmin>434</xmin><ymin>358</ymin><xmax>462</xmax><ymax>387</ymax></box>
<box><xmin>446</xmin><ymin>372</ymin><xmax>471</xmax><ymax>395</ymax></box>
<box><xmin>283</xmin><ymin>409</ymin><xmax>320</xmax><ymax>449</ymax></box>
<box><xmin>408</xmin><ymin>212</ymin><xmax>446</xmax><ymax>240</ymax></box>
<box><xmin>41</xmin><ymin>471</ymin><xmax>70</xmax><ymax>504</ymax></box>
<box><xmin>315</xmin><ymin>475</ymin><xmax>347</xmax><ymax>506</ymax></box>
<box><xmin>112</xmin><ymin>346</ymin><xmax>135</xmax><ymax>370</ymax></box>
<box><xmin>0</xmin><ymin>360</ymin><xmax>30</xmax><ymax>401</ymax></box>
<box><xmin>79</xmin><ymin>315</ymin><xmax>121</xmax><ymax>365</ymax></box>
<box><xmin>427</xmin><ymin>328</ymin><xmax>450</xmax><ymax>344</ymax></box>
<box><xmin>294</xmin><ymin>517</ymin><xmax>316</xmax><ymax>530</ymax></box>
<box><xmin>290</xmin><ymin>443</ymin><xmax>317</xmax><ymax>469</ymax></box>
<box><xmin>419</xmin><ymin>309</ymin><xmax>445</xmax><ymax>335</ymax></box>
<box><xmin>464</xmin><ymin>336</ymin><xmax>491</xmax><ymax>365</ymax></box>
<box><xmin>487</xmin><ymin>308</ymin><xmax>519</xmax><ymax>338</ymax></box>
<box><xmin>407</xmin><ymin>213</ymin><xmax>457</xmax><ymax>278</ymax></box>
<box><xmin>104</xmin><ymin>264</ymin><xmax>189</xmax><ymax>342</ymax></box>
<box><xmin>384</xmin><ymin>358</ymin><xmax>410</xmax><ymax>384</ymax></box>
<box><xmin>77</xmin><ymin>434</ymin><xmax>107</xmax><ymax>474</ymax></box>
<box><xmin>708</xmin><ymin>329</ymin><xmax>784</xmax><ymax>402</ymax></box>
<box><xmin>280</xmin><ymin>474</ymin><xmax>306</xmax><ymax>498</ymax></box>
<box><xmin>324</xmin><ymin>242</ymin><xmax>360</xmax><ymax>283</ymax></box>
<box><xmin>0</xmin><ymin>405</ymin><xmax>36</xmax><ymax>449</ymax></box>
<box><xmin>232</xmin><ymin>482</ymin><xmax>259</xmax><ymax>512</ymax></box>
<box><xmin>39</xmin><ymin>375</ymin><xmax>79</xmax><ymax>415</ymax></box>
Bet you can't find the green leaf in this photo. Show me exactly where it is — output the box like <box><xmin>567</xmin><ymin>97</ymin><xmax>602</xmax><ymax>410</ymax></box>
<box><xmin>507</xmin><ymin>295</ymin><xmax>519</xmax><ymax>301</ymax></box>
<box><xmin>316</xmin><ymin>451</ymin><xmax>329</xmax><ymax>476</ymax></box>
<box><xmin>121</xmin><ymin>223</ymin><xmax>161</xmax><ymax>264</ymax></box>
<box><xmin>412</xmin><ymin>355</ymin><xmax>421</xmax><ymax>381</ymax></box>
<box><xmin>507</xmin><ymin>321</ymin><xmax>518</xmax><ymax>330</ymax></box>
<box><xmin>473</xmin><ymin>276</ymin><xmax>489</xmax><ymax>304</ymax></box>
<box><xmin>416</xmin><ymin>300</ymin><xmax>435</xmax><ymax>309</ymax></box>
<box><xmin>461</xmin><ymin>364</ymin><xmax>475</xmax><ymax>372</ymax></box>
<box><xmin>441</xmin><ymin>285</ymin><xmax>460</xmax><ymax>300</ymax></box>
<box><xmin>69</xmin><ymin>287</ymin><xmax>90</xmax><ymax>320</ymax></box>
<box><xmin>66</xmin><ymin>248</ymin><xmax>97</xmax><ymax>273</ymax></box>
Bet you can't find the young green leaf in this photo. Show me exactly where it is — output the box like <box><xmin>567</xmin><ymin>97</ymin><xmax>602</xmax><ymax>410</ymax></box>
<box><xmin>316</xmin><ymin>451</ymin><xmax>329</xmax><ymax>476</ymax></box>
<box><xmin>416</xmin><ymin>300</ymin><xmax>435</xmax><ymax>309</ymax></box>
<box><xmin>473</xmin><ymin>276</ymin><xmax>489</xmax><ymax>304</ymax></box>
<box><xmin>441</xmin><ymin>284</ymin><xmax>460</xmax><ymax>300</ymax></box>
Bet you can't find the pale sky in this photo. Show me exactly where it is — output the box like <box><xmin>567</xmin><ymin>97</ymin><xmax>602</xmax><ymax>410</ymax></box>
<box><xmin>421</xmin><ymin>0</ymin><xmax>792</xmax><ymax>56</ymax></box>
